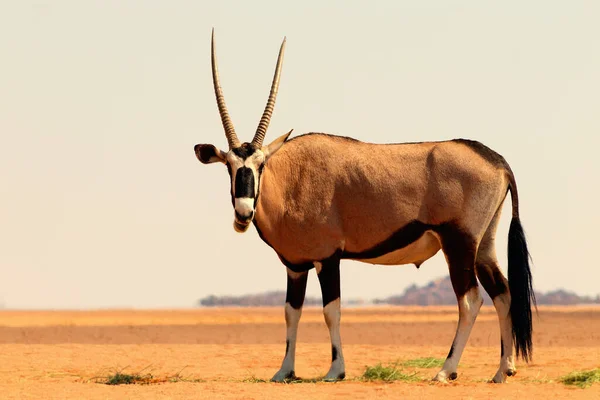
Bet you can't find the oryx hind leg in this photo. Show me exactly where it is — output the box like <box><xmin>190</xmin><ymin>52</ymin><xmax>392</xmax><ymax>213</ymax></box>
<box><xmin>272</xmin><ymin>266</ymin><xmax>309</xmax><ymax>382</ymax></box>
<box><xmin>316</xmin><ymin>253</ymin><xmax>346</xmax><ymax>382</ymax></box>
<box><xmin>433</xmin><ymin>224</ymin><xmax>483</xmax><ymax>383</ymax></box>
<box><xmin>475</xmin><ymin>207</ymin><xmax>515</xmax><ymax>383</ymax></box>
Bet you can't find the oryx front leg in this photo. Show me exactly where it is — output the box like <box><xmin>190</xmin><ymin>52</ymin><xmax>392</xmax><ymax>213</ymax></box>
<box><xmin>316</xmin><ymin>258</ymin><xmax>345</xmax><ymax>382</ymax></box>
<box><xmin>271</xmin><ymin>268</ymin><xmax>308</xmax><ymax>382</ymax></box>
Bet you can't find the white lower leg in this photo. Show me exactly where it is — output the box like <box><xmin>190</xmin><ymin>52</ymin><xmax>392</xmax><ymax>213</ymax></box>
<box><xmin>272</xmin><ymin>303</ymin><xmax>302</xmax><ymax>381</ymax></box>
<box><xmin>323</xmin><ymin>298</ymin><xmax>345</xmax><ymax>380</ymax></box>
<box><xmin>491</xmin><ymin>292</ymin><xmax>516</xmax><ymax>383</ymax></box>
<box><xmin>434</xmin><ymin>287</ymin><xmax>483</xmax><ymax>382</ymax></box>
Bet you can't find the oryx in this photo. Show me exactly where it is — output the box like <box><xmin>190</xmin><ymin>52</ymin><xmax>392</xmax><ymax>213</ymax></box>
<box><xmin>194</xmin><ymin>30</ymin><xmax>535</xmax><ymax>384</ymax></box>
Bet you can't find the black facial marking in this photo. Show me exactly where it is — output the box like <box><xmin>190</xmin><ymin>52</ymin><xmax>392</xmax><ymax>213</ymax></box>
<box><xmin>232</xmin><ymin>143</ymin><xmax>257</xmax><ymax>159</ymax></box>
<box><xmin>331</xmin><ymin>345</ymin><xmax>338</xmax><ymax>362</ymax></box>
<box><xmin>234</xmin><ymin>167</ymin><xmax>255</xmax><ymax>198</ymax></box>
<box><xmin>254</xmin><ymin>163</ymin><xmax>264</xmax><ymax>208</ymax></box>
<box><xmin>226</xmin><ymin>163</ymin><xmax>234</xmax><ymax>206</ymax></box>
<box><xmin>286</xmin><ymin>270</ymin><xmax>308</xmax><ymax>310</ymax></box>
<box><xmin>317</xmin><ymin>251</ymin><xmax>342</xmax><ymax>308</ymax></box>
<box><xmin>235</xmin><ymin>210</ymin><xmax>253</xmax><ymax>223</ymax></box>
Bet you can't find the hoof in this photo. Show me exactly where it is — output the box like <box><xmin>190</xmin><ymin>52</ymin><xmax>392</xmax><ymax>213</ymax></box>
<box><xmin>433</xmin><ymin>371</ymin><xmax>457</xmax><ymax>383</ymax></box>
<box><xmin>271</xmin><ymin>370</ymin><xmax>297</xmax><ymax>383</ymax></box>
<box><xmin>491</xmin><ymin>368</ymin><xmax>517</xmax><ymax>383</ymax></box>
<box><xmin>323</xmin><ymin>372</ymin><xmax>345</xmax><ymax>382</ymax></box>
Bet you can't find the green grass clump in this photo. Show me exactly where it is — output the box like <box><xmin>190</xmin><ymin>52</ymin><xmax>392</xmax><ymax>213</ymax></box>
<box><xmin>560</xmin><ymin>368</ymin><xmax>600</xmax><ymax>389</ymax></box>
<box><xmin>105</xmin><ymin>372</ymin><xmax>153</xmax><ymax>385</ymax></box>
<box><xmin>360</xmin><ymin>362</ymin><xmax>420</xmax><ymax>382</ymax></box>
<box><xmin>401</xmin><ymin>357</ymin><xmax>445</xmax><ymax>369</ymax></box>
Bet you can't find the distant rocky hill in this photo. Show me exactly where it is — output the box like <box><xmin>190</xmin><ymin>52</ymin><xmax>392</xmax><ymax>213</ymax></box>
<box><xmin>198</xmin><ymin>291</ymin><xmax>322</xmax><ymax>307</ymax></box>
<box><xmin>373</xmin><ymin>276</ymin><xmax>485</xmax><ymax>306</ymax></box>
<box><xmin>374</xmin><ymin>276</ymin><xmax>600</xmax><ymax>306</ymax></box>
<box><xmin>535</xmin><ymin>289</ymin><xmax>600</xmax><ymax>305</ymax></box>
<box><xmin>198</xmin><ymin>276</ymin><xmax>600</xmax><ymax>307</ymax></box>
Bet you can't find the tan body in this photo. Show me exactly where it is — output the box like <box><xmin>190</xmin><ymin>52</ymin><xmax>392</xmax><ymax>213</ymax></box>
<box><xmin>256</xmin><ymin>134</ymin><xmax>509</xmax><ymax>266</ymax></box>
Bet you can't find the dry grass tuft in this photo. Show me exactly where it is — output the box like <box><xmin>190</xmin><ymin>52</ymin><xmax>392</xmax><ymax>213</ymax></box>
<box><xmin>401</xmin><ymin>357</ymin><xmax>445</xmax><ymax>368</ymax></box>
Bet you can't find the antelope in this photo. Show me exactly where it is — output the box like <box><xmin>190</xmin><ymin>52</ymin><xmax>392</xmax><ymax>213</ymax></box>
<box><xmin>194</xmin><ymin>30</ymin><xmax>535</xmax><ymax>384</ymax></box>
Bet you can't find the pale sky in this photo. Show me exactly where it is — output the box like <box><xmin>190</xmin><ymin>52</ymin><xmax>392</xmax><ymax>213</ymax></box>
<box><xmin>1</xmin><ymin>1</ymin><xmax>599</xmax><ymax>309</ymax></box>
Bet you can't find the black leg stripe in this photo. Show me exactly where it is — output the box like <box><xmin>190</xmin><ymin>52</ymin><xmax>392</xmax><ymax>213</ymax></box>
<box><xmin>447</xmin><ymin>344</ymin><xmax>455</xmax><ymax>359</ymax></box>
<box><xmin>475</xmin><ymin>262</ymin><xmax>509</xmax><ymax>300</ymax></box>
<box><xmin>317</xmin><ymin>253</ymin><xmax>341</xmax><ymax>307</ymax></box>
<box><xmin>286</xmin><ymin>272</ymin><xmax>308</xmax><ymax>310</ymax></box>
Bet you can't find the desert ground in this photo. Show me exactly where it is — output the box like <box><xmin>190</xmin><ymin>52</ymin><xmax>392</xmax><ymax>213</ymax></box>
<box><xmin>1</xmin><ymin>306</ymin><xmax>599</xmax><ymax>399</ymax></box>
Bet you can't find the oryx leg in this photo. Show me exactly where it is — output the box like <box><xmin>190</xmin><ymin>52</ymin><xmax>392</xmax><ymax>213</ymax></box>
<box><xmin>434</xmin><ymin>227</ymin><xmax>483</xmax><ymax>382</ymax></box>
<box><xmin>316</xmin><ymin>255</ymin><xmax>345</xmax><ymax>381</ymax></box>
<box><xmin>475</xmin><ymin>209</ymin><xmax>515</xmax><ymax>383</ymax></box>
<box><xmin>271</xmin><ymin>267</ymin><xmax>308</xmax><ymax>382</ymax></box>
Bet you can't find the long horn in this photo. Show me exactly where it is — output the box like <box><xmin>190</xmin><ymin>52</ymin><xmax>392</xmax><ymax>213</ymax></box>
<box><xmin>211</xmin><ymin>28</ymin><xmax>240</xmax><ymax>149</ymax></box>
<box><xmin>252</xmin><ymin>37</ymin><xmax>286</xmax><ymax>148</ymax></box>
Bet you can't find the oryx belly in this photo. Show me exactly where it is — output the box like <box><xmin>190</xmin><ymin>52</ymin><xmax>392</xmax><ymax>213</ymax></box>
<box><xmin>350</xmin><ymin>231</ymin><xmax>441</xmax><ymax>266</ymax></box>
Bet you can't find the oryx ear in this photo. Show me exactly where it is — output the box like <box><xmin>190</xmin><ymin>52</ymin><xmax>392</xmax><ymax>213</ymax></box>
<box><xmin>194</xmin><ymin>144</ymin><xmax>227</xmax><ymax>164</ymax></box>
<box><xmin>263</xmin><ymin>129</ymin><xmax>293</xmax><ymax>160</ymax></box>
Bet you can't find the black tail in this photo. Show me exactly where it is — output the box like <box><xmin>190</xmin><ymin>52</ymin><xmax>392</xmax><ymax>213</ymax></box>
<box><xmin>508</xmin><ymin>216</ymin><xmax>536</xmax><ymax>362</ymax></box>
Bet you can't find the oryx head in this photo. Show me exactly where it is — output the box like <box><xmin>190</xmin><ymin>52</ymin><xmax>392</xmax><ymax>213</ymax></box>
<box><xmin>195</xmin><ymin>30</ymin><xmax>292</xmax><ymax>233</ymax></box>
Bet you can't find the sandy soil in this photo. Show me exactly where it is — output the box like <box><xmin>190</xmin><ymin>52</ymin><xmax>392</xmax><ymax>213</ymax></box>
<box><xmin>1</xmin><ymin>306</ymin><xmax>599</xmax><ymax>399</ymax></box>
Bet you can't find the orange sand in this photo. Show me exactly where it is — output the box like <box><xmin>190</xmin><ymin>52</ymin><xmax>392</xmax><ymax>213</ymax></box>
<box><xmin>1</xmin><ymin>306</ymin><xmax>599</xmax><ymax>399</ymax></box>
